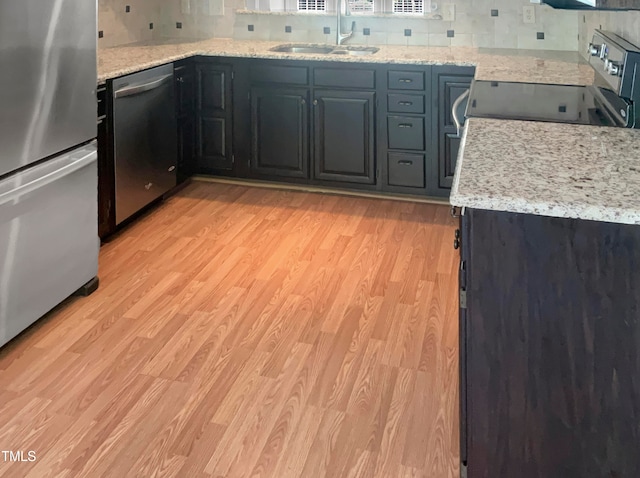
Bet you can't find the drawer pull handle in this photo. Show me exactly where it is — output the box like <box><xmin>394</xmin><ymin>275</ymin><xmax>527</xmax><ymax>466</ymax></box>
<box><xmin>398</xmin><ymin>160</ymin><xmax>413</xmax><ymax>166</ymax></box>
<box><xmin>398</xmin><ymin>123</ymin><xmax>413</xmax><ymax>128</ymax></box>
<box><xmin>399</xmin><ymin>79</ymin><xmax>413</xmax><ymax>83</ymax></box>
<box><xmin>398</xmin><ymin>101</ymin><xmax>413</xmax><ymax>106</ymax></box>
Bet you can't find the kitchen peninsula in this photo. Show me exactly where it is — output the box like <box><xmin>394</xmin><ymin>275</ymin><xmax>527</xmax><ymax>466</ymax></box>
<box><xmin>451</xmin><ymin>118</ymin><xmax>640</xmax><ymax>477</ymax></box>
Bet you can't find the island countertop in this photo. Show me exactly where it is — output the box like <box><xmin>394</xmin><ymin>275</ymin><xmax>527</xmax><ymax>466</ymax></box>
<box><xmin>450</xmin><ymin>118</ymin><xmax>640</xmax><ymax>225</ymax></box>
<box><xmin>97</xmin><ymin>37</ymin><xmax>594</xmax><ymax>85</ymax></box>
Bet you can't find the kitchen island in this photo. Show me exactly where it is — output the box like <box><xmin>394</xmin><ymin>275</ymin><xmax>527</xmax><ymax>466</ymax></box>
<box><xmin>451</xmin><ymin>118</ymin><xmax>640</xmax><ymax>478</ymax></box>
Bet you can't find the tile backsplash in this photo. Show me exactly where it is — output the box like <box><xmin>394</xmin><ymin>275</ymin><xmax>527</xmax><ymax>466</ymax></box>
<box><xmin>98</xmin><ymin>0</ymin><xmax>161</xmax><ymax>48</ymax></box>
<box><xmin>233</xmin><ymin>0</ymin><xmax>579</xmax><ymax>50</ymax></box>
<box><xmin>98</xmin><ymin>0</ymin><xmax>581</xmax><ymax>51</ymax></box>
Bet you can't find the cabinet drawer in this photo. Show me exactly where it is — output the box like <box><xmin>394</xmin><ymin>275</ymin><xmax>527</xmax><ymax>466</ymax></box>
<box><xmin>388</xmin><ymin>153</ymin><xmax>425</xmax><ymax>188</ymax></box>
<box><xmin>250</xmin><ymin>64</ymin><xmax>308</xmax><ymax>85</ymax></box>
<box><xmin>314</xmin><ymin>68</ymin><xmax>375</xmax><ymax>89</ymax></box>
<box><xmin>387</xmin><ymin>94</ymin><xmax>424</xmax><ymax>114</ymax></box>
<box><xmin>388</xmin><ymin>116</ymin><xmax>424</xmax><ymax>150</ymax></box>
<box><xmin>388</xmin><ymin>70</ymin><xmax>424</xmax><ymax>90</ymax></box>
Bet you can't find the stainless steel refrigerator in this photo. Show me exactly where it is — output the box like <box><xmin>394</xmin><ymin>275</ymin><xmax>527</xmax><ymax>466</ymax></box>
<box><xmin>0</xmin><ymin>0</ymin><xmax>99</xmax><ymax>347</ymax></box>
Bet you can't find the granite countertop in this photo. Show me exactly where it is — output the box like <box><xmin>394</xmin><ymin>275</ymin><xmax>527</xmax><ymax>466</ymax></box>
<box><xmin>101</xmin><ymin>38</ymin><xmax>640</xmax><ymax>226</ymax></box>
<box><xmin>450</xmin><ymin>118</ymin><xmax>640</xmax><ymax>225</ymax></box>
<box><xmin>97</xmin><ymin>37</ymin><xmax>594</xmax><ymax>85</ymax></box>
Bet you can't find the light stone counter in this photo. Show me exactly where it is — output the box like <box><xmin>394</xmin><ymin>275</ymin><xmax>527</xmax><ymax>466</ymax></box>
<box><xmin>101</xmin><ymin>38</ymin><xmax>640</xmax><ymax>225</ymax></box>
<box><xmin>97</xmin><ymin>37</ymin><xmax>594</xmax><ymax>85</ymax></box>
<box><xmin>450</xmin><ymin>118</ymin><xmax>640</xmax><ymax>225</ymax></box>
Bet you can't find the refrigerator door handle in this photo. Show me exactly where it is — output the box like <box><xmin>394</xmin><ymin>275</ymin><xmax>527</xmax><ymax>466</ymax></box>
<box><xmin>114</xmin><ymin>74</ymin><xmax>174</xmax><ymax>99</ymax></box>
<box><xmin>0</xmin><ymin>150</ymin><xmax>96</xmax><ymax>206</ymax></box>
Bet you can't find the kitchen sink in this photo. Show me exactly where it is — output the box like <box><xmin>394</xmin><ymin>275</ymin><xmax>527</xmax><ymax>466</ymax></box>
<box><xmin>270</xmin><ymin>44</ymin><xmax>334</xmax><ymax>54</ymax></box>
<box><xmin>331</xmin><ymin>47</ymin><xmax>380</xmax><ymax>56</ymax></box>
<box><xmin>270</xmin><ymin>44</ymin><xmax>379</xmax><ymax>56</ymax></box>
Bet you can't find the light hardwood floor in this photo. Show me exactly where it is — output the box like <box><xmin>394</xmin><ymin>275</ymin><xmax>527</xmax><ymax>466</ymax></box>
<box><xmin>0</xmin><ymin>181</ymin><xmax>460</xmax><ymax>478</ymax></box>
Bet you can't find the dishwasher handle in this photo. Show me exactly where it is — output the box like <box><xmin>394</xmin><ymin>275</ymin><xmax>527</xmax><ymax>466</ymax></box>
<box><xmin>452</xmin><ymin>89</ymin><xmax>470</xmax><ymax>137</ymax></box>
<box><xmin>114</xmin><ymin>73</ymin><xmax>174</xmax><ymax>99</ymax></box>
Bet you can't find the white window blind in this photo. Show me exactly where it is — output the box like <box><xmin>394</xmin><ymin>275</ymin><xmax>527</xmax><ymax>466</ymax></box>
<box><xmin>298</xmin><ymin>0</ymin><xmax>326</xmax><ymax>11</ymax></box>
<box><xmin>393</xmin><ymin>0</ymin><xmax>423</xmax><ymax>14</ymax></box>
<box><xmin>349</xmin><ymin>0</ymin><xmax>374</xmax><ymax>13</ymax></box>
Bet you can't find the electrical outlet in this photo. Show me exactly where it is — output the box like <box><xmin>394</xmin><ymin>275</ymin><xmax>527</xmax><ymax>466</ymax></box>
<box><xmin>205</xmin><ymin>0</ymin><xmax>224</xmax><ymax>16</ymax></box>
<box><xmin>443</xmin><ymin>4</ymin><xmax>455</xmax><ymax>22</ymax></box>
<box><xmin>181</xmin><ymin>0</ymin><xmax>191</xmax><ymax>14</ymax></box>
<box><xmin>523</xmin><ymin>6</ymin><xmax>535</xmax><ymax>24</ymax></box>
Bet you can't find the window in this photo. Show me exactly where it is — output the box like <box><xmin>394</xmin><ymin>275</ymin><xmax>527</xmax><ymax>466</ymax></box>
<box><xmin>298</xmin><ymin>0</ymin><xmax>326</xmax><ymax>11</ymax></box>
<box><xmin>393</xmin><ymin>0</ymin><xmax>423</xmax><ymax>14</ymax></box>
<box><xmin>251</xmin><ymin>0</ymin><xmax>431</xmax><ymax>14</ymax></box>
<box><xmin>349</xmin><ymin>0</ymin><xmax>374</xmax><ymax>13</ymax></box>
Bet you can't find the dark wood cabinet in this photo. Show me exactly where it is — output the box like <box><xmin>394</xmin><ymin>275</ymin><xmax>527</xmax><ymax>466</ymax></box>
<box><xmin>432</xmin><ymin>67</ymin><xmax>474</xmax><ymax>195</ymax></box>
<box><xmin>97</xmin><ymin>83</ymin><xmax>115</xmax><ymax>240</ymax></box>
<box><xmin>313</xmin><ymin>89</ymin><xmax>375</xmax><ymax>184</ymax></box>
<box><xmin>239</xmin><ymin>61</ymin><xmax>377</xmax><ymax>186</ymax></box>
<box><xmin>195</xmin><ymin>63</ymin><xmax>233</xmax><ymax>173</ymax></box>
<box><xmin>460</xmin><ymin>208</ymin><xmax>640</xmax><ymax>478</ymax></box>
<box><xmin>381</xmin><ymin>67</ymin><xmax>432</xmax><ymax>195</ymax></box>
<box><xmin>250</xmin><ymin>86</ymin><xmax>310</xmax><ymax>179</ymax></box>
<box><xmin>175</xmin><ymin>61</ymin><xmax>195</xmax><ymax>184</ymax></box>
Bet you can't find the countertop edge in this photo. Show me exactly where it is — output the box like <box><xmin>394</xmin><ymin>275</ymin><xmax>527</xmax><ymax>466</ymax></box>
<box><xmin>98</xmin><ymin>48</ymin><xmax>478</xmax><ymax>82</ymax></box>
<box><xmin>449</xmin><ymin>192</ymin><xmax>640</xmax><ymax>225</ymax></box>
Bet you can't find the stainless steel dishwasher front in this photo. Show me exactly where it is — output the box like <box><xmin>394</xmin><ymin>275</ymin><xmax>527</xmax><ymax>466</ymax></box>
<box><xmin>112</xmin><ymin>63</ymin><xmax>177</xmax><ymax>225</ymax></box>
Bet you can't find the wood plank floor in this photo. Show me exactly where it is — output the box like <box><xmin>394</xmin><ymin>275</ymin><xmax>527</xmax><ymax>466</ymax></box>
<box><xmin>0</xmin><ymin>181</ymin><xmax>460</xmax><ymax>478</ymax></box>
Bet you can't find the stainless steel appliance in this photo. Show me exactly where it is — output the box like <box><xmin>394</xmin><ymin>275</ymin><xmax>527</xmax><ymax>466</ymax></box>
<box><xmin>544</xmin><ymin>0</ymin><xmax>640</xmax><ymax>10</ymax></box>
<box><xmin>112</xmin><ymin>64</ymin><xmax>177</xmax><ymax>225</ymax></box>
<box><xmin>462</xmin><ymin>31</ymin><xmax>640</xmax><ymax>129</ymax></box>
<box><xmin>0</xmin><ymin>0</ymin><xmax>99</xmax><ymax>347</ymax></box>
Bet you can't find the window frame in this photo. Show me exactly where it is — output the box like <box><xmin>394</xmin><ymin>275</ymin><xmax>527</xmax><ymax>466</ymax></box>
<box><xmin>258</xmin><ymin>0</ymin><xmax>430</xmax><ymax>14</ymax></box>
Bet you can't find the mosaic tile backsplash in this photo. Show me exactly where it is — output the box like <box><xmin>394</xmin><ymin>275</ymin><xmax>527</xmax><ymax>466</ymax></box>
<box><xmin>98</xmin><ymin>0</ymin><xmax>584</xmax><ymax>52</ymax></box>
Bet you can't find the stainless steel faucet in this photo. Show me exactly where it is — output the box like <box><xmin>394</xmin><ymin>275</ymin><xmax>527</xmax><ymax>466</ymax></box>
<box><xmin>336</xmin><ymin>0</ymin><xmax>355</xmax><ymax>45</ymax></box>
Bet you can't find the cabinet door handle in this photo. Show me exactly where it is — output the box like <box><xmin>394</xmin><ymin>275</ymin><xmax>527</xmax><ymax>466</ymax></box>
<box><xmin>313</xmin><ymin>99</ymin><xmax>318</xmax><ymax>106</ymax></box>
<box><xmin>398</xmin><ymin>101</ymin><xmax>413</xmax><ymax>106</ymax></box>
<box><xmin>177</xmin><ymin>77</ymin><xmax>184</xmax><ymax>83</ymax></box>
<box><xmin>301</xmin><ymin>98</ymin><xmax>306</xmax><ymax>105</ymax></box>
<box><xmin>399</xmin><ymin>78</ymin><xmax>413</xmax><ymax>83</ymax></box>
<box><xmin>398</xmin><ymin>160</ymin><xmax>413</xmax><ymax>166</ymax></box>
<box><xmin>398</xmin><ymin>123</ymin><xmax>413</xmax><ymax>128</ymax></box>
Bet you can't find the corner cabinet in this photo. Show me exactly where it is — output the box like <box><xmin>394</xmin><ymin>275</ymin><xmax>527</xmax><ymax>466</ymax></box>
<box><xmin>432</xmin><ymin>66</ymin><xmax>475</xmax><ymax>193</ymax></box>
<box><xmin>458</xmin><ymin>208</ymin><xmax>640</xmax><ymax>478</ymax></box>
<box><xmin>195</xmin><ymin>61</ymin><xmax>234</xmax><ymax>174</ymax></box>
<box><xmin>175</xmin><ymin>60</ymin><xmax>196</xmax><ymax>184</ymax></box>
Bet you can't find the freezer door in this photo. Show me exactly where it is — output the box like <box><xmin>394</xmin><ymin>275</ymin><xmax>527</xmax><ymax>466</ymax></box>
<box><xmin>0</xmin><ymin>144</ymin><xmax>99</xmax><ymax>348</ymax></box>
<box><xmin>0</xmin><ymin>0</ymin><xmax>97</xmax><ymax>177</ymax></box>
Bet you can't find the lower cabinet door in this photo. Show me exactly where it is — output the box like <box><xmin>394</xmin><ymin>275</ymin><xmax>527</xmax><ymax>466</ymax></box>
<box><xmin>441</xmin><ymin>132</ymin><xmax>461</xmax><ymax>189</ymax></box>
<box><xmin>250</xmin><ymin>86</ymin><xmax>309</xmax><ymax>179</ymax></box>
<box><xmin>198</xmin><ymin>115</ymin><xmax>233</xmax><ymax>171</ymax></box>
<box><xmin>313</xmin><ymin>89</ymin><xmax>376</xmax><ymax>184</ymax></box>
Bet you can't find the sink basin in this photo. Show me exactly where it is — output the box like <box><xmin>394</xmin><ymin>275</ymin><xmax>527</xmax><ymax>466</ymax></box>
<box><xmin>331</xmin><ymin>47</ymin><xmax>380</xmax><ymax>56</ymax></box>
<box><xmin>271</xmin><ymin>44</ymin><xmax>334</xmax><ymax>54</ymax></box>
<box><xmin>270</xmin><ymin>44</ymin><xmax>379</xmax><ymax>56</ymax></box>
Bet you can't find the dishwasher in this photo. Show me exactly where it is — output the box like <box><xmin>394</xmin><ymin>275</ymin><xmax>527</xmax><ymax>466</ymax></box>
<box><xmin>112</xmin><ymin>64</ymin><xmax>177</xmax><ymax>225</ymax></box>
